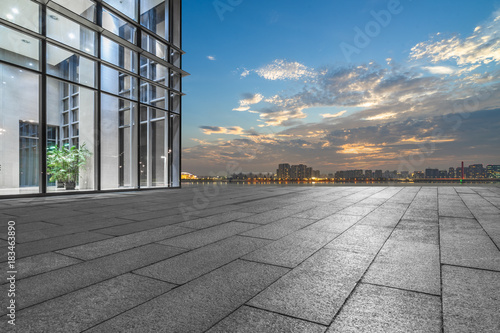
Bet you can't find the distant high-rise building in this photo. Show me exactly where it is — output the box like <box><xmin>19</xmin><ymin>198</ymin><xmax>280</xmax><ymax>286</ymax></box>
<box><xmin>305</xmin><ymin>167</ymin><xmax>313</xmax><ymax>179</ymax></box>
<box><xmin>290</xmin><ymin>164</ymin><xmax>307</xmax><ymax>179</ymax></box>
<box><xmin>425</xmin><ymin>168</ymin><xmax>439</xmax><ymax>178</ymax></box>
<box><xmin>439</xmin><ymin>170</ymin><xmax>448</xmax><ymax>178</ymax></box>
<box><xmin>413</xmin><ymin>171</ymin><xmax>424</xmax><ymax>179</ymax></box>
<box><xmin>486</xmin><ymin>165</ymin><xmax>500</xmax><ymax>178</ymax></box>
<box><xmin>401</xmin><ymin>171</ymin><xmax>409</xmax><ymax>179</ymax></box>
<box><xmin>354</xmin><ymin>170</ymin><xmax>364</xmax><ymax>179</ymax></box>
<box><xmin>365</xmin><ymin>170</ymin><xmax>373</xmax><ymax>179</ymax></box>
<box><xmin>449</xmin><ymin>167</ymin><xmax>455</xmax><ymax>178</ymax></box>
<box><xmin>468</xmin><ymin>164</ymin><xmax>485</xmax><ymax>178</ymax></box>
<box><xmin>312</xmin><ymin>170</ymin><xmax>321</xmax><ymax>178</ymax></box>
<box><xmin>374</xmin><ymin>170</ymin><xmax>383</xmax><ymax>179</ymax></box>
<box><xmin>277</xmin><ymin>163</ymin><xmax>291</xmax><ymax>180</ymax></box>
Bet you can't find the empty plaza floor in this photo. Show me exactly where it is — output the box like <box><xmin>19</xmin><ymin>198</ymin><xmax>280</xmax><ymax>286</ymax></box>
<box><xmin>1</xmin><ymin>185</ymin><xmax>500</xmax><ymax>332</ymax></box>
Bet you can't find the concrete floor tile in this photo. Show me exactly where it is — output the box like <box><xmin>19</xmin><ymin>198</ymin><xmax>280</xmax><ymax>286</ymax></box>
<box><xmin>241</xmin><ymin>217</ymin><xmax>317</xmax><ymax>240</ymax></box>
<box><xmin>57</xmin><ymin>225</ymin><xmax>192</xmax><ymax>260</ymax></box>
<box><xmin>442</xmin><ymin>265</ymin><xmax>500</xmax><ymax>333</ymax></box>
<box><xmin>135</xmin><ymin>236</ymin><xmax>271</xmax><ymax>284</ymax></box>
<box><xmin>207</xmin><ymin>306</ymin><xmax>327</xmax><ymax>333</ymax></box>
<box><xmin>248</xmin><ymin>249</ymin><xmax>373</xmax><ymax>325</ymax></box>
<box><xmin>85</xmin><ymin>260</ymin><xmax>289</xmax><ymax>333</ymax></box>
<box><xmin>3</xmin><ymin>244</ymin><xmax>185</xmax><ymax>313</ymax></box>
<box><xmin>3</xmin><ymin>252</ymin><xmax>81</xmax><ymax>281</ymax></box>
<box><xmin>327</xmin><ymin>283</ymin><xmax>441</xmax><ymax>333</ymax></box>
<box><xmin>158</xmin><ymin>222</ymin><xmax>257</xmax><ymax>249</ymax></box>
<box><xmin>325</xmin><ymin>225</ymin><xmax>392</xmax><ymax>255</ymax></box>
<box><xmin>4</xmin><ymin>274</ymin><xmax>175</xmax><ymax>333</ymax></box>
<box><xmin>176</xmin><ymin>211</ymin><xmax>256</xmax><ymax>229</ymax></box>
<box><xmin>243</xmin><ymin>229</ymin><xmax>338</xmax><ymax>268</ymax></box>
<box><xmin>363</xmin><ymin>240</ymin><xmax>441</xmax><ymax>295</ymax></box>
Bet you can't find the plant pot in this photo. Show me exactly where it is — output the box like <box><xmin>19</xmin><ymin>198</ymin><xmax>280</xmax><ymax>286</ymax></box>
<box><xmin>65</xmin><ymin>181</ymin><xmax>76</xmax><ymax>190</ymax></box>
<box><xmin>57</xmin><ymin>181</ymin><xmax>65</xmax><ymax>189</ymax></box>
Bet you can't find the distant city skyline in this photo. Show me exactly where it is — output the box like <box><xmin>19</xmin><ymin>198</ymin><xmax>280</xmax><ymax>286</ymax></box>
<box><xmin>182</xmin><ymin>1</ymin><xmax>500</xmax><ymax>175</ymax></box>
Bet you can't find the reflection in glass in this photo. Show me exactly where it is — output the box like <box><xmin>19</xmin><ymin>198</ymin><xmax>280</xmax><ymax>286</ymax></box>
<box><xmin>140</xmin><ymin>80</ymin><xmax>167</xmax><ymax>110</ymax></box>
<box><xmin>141</xmin><ymin>32</ymin><xmax>167</xmax><ymax>60</ymax></box>
<box><xmin>47</xmin><ymin>44</ymin><xmax>96</xmax><ymax>87</ymax></box>
<box><xmin>171</xmin><ymin>113</ymin><xmax>180</xmax><ymax>186</ymax></box>
<box><xmin>140</xmin><ymin>0</ymin><xmax>168</xmax><ymax>40</ymax></box>
<box><xmin>51</xmin><ymin>0</ymin><xmax>97</xmax><ymax>22</ymax></box>
<box><xmin>46</xmin><ymin>10</ymin><xmax>96</xmax><ymax>56</ymax></box>
<box><xmin>47</xmin><ymin>77</ymin><xmax>95</xmax><ymax>191</ymax></box>
<box><xmin>0</xmin><ymin>0</ymin><xmax>40</xmax><ymax>32</ymax></box>
<box><xmin>0</xmin><ymin>25</ymin><xmax>40</xmax><ymax>70</ymax></box>
<box><xmin>103</xmin><ymin>0</ymin><xmax>137</xmax><ymax>21</ymax></box>
<box><xmin>0</xmin><ymin>64</ymin><xmax>40</xmax><ymax>194</ymax></box>
<box><xmin>102</xmin><ymin>9</ymin><xmax>136</xmax><ymax>43</ymax></box>
<box><xmin>140</xmin><ymin>55</ymin><xmax>168</xmax><ymax>87</ymax></box>
<box><xmin>101</xmin><ymin>65</ymin><xmax>138</xmax><ymax>100</ymax></box>
<box><xmin>101</xmin><ymin>36</ymin><xmax>137</xmax><ymax>73</ymax></box>
<box><xmin>101</xmin><ymin>93</ymin><xmax>138</xmax><ymax>189</ymax></box>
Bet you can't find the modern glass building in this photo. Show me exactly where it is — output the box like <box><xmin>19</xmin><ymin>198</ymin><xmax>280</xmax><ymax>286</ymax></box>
<box><xmin>0</xmin><ymin>0</ymin><xmax>186</xmax><ymax>197</ymax></box>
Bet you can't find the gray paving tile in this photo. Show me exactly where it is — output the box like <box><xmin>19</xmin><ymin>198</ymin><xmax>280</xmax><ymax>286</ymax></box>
<box><xmin>337</xmin><ymin>205</ymin><xmax>378</xmax><ymax>216</ymax></box>
<box><xmin>292</xmin><ymin>205</ymin><xmax>344</xmax><ymax>220</ymax></box>
<box><xmin>86</xmin><ymin>260</ymin><xmax>289</xmax><ymax>333</ymax></box>
<box><xmin>440</xmin><ymin>217</ymin><xmax>500</xmax><ymax>271</ymax></box>
<box><xmin>4</xmin><ymin>252</ymin><xmax>81</xmax><ymax>281</ymax></box>
<box><xmin>237</xmin><ymin>208</ymin><xmax>300</xmax><ymax>224</ymax></box>
<box><xmin>17</xmin><ymin>232</ymin><xmax>113</xmax><ymax>259</ymax></box>
<box><xmin>135</xmin><ymin>236</ymin><xmax>271</xmax><ymax>284</ymax></box>
<box><xmin>3</xmin><ymin>244</ymin><xmax>184</xmax><ymax>313</ymax></box>
<box><xmin>327</xmin><ymin>283</ymin><xmax>441</xmax><ymax>333</ymax></box>
<box><xmin>357</xmin><ymin>210</ymin><xmax>403</xmax><ymax>228</ymax></box>
<box><xmin>5</xmin><ymin>274</ymin><xmax>175</xmax><ymax>333</ymax></box>
<box><xmin>363</xmin><ymin>240</ymin><xmax>441</xmax><ymax>295</ymax></box>
<box><xmin>442</xmin><ymin>265</ymin><xmax>500</xmax><ymax>333</ymax></box>
<box><xmin>390</xmin><ymin>219</ymin><xmax>439</xmax><ymax>245</ymax></box>
<box><xmin>57</xmin><ymin>225</ymin><xmax>192</xmax><ymax>260</ymax></box>
<box><xmin>305</xmin><ymin>214</ymin><xmax>363</xmax><ymax>234</ymax></box>
<box><xmin>158</xmin><ymin>222</ymin><xmax>257</xmax><ymax>249</ymax></box>
<box><xmin>241</xmin><ymin>217</ymin><xmax>317</xmax><ymax>240</ymax></box>
<box><xmin>207</xmin><ymin>306</ymin><xmax>326</xmax><ymax>333</ymax></box>
<box><xmin>476</xmin><ymin>214</ymin><xmax>500</xmax><ymax>248</ymax></box>
<box><xmin>176</xmin><ymin>211</ymin><xmax>255</xmax><ymax>229</ymax></box>
<box><xmin>92</xmin><ymin>215</ymin><xmax>187</xmax><ymax>235</ymax></box>
<box><xmin>248</xmin><ymin>249</ymin><xmax>373</xmax><ymax>325</ymax></box>
<box><xmin>243</xmin><ymin>229</ymin><xmax>338</xmax><ymax>268</ymax></box>
<box><xmin>325</xmin><ymin>225</ymin><xmax>393</xmax><ymax>255</ymax></box>
<box><xmin>403</xmin><ymin>208</ymin><xmax>438</xmax><ymax>222</ymax></box>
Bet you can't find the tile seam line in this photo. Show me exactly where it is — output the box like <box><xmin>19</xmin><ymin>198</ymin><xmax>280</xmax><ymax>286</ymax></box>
<box><xmin>14</xmin><ymin>243</ymin><xmax>188</xmax><ymax>284</ymax></box>
<box><xmin>437</xmin><ymin>186</ymin><xmax>445</xmax><ymax>333</ymax></box>
<box><xmin>2</xmin><ymin>271</ymin><xmax>173</xmax><ymax>319</ymax></box>
<box><xmin>359</xmin><ymin>281</ymin><xmax>441</xmax><ymax>297</ymax></box>
<box><xmin>326</xmin><ymin>185</ymin><xmax>420</xmax><ymax>327</ymax></box>
<box><xmin>440</xmin><ymin>262</ymin><xmax>500</xmax><ymax>274</ymax></box>
<box><xmin>456</xmin><ymin>192</ymin><xmax>500</xmax><ymax>253</ymax></box>
<box><xmin>81</xmin><ymin>258</ymin><xmax>289</xmax><ymax>332</ymax></box>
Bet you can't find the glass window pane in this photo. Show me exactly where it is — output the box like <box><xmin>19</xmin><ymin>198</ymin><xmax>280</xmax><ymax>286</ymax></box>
<box><xmin>0</xmin><ymin>64</ymin><xmax>40</xmax><ymax>194</ymax></box>
<box><xmin>0</xmin><ymin>63</ymin><xmax>40</xmax><ymax>194</ymax></box>
<box><xmin>0</xmin><ymin>25</ymin><xmax>40</xmax><ymax>70</ymax></box>
<box><xmin>47</xmin><ymin>43</ymin><xmax>96</xmax><ymax>87</ymax></box>
<box><xmin>141</xmin><ymin>31</ymin><xmax>167</xmax><ymax>60</ymax></box>
<box><xmin>101</xmin><ymin>64</ymin><xmax>138</xmax><ymax>100</ymax></box>
<box><xmin>46</xmin><ymin>9</ymin><xmax>96</xmax><ymax>56</ymax></box>
<box><xmin>102</xmin><ymin>9</ymin><xmax>136</xmax><ymax>43</ymax></box>
<box><xmin>51</xmin><ymin>0</ymin><xmax>96</xmax><ymax>22</ymax></box>
<box><xmin>140</xmin><ymin>55</ymin><xmax>168</xmax><ymax>87</ymax></box>
<box><xmin>0</xmin><ymin>0</ymin><xmax>40</xmax><ymax>32</ymax></box>
<box><xmin>171</xmin><ymin>113</ymin><xmax>180</xmax><ymax>186</ymax></box>
<box><xmin>171</xmin><ymin>92</ymin><xmax>180</xmax><ymax>114</ymax></box>
<box><xmin>47</xmin><ymin>78</ymin><xmax>95</xmax><ymax>191</ymax></box>
<box><xmin>170</xmin><ymin>49</ymin><xmax>181</xmax><ymax>68</ymax></box>
<box><xmin>140</xmin><ymin>0</ymin><xmax>168</xmax><ymax>40</ymax></box>
<box><xmin>101</xmin><ymin>94</ymin><xmax>138</xmax><ymax>189</ymax></box>
<box><xmin>101</xmin><ymin>36</ymin><xmax>137</xmax><ymax>73</ymax></box>
<box><xmin>140</xmin><ymin>80</ymin><xmax>167</xmax><ymax>110</ymax></box>
<box><xmin>104</xmin><ymin>0</ymin><xmax>137</xmax><ymax>21</ymax></box>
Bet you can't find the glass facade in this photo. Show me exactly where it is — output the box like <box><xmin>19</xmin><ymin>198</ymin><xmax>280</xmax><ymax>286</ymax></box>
<box><xmin>0</xmin><ymin>0</ymin><xmax>184</xmax><ymax>196</ymax></box>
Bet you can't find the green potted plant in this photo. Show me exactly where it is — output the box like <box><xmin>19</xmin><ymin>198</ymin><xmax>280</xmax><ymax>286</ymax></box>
<box><xmin>47</xmin><ymin>143</ymin><xmax>92</xmax><ymax>190</ymax></box>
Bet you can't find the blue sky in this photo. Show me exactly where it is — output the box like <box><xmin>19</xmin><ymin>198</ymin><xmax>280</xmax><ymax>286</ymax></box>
<box><xmin>182</xmin><ymin>0</ymin><xmax>500</xmax><ymax>175</ymax></box>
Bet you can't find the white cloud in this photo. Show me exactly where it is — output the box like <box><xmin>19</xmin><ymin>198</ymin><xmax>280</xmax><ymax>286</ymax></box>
<box><xmin>200</xmin><ymin>126</ymin><xmax>244</xmax><ymax>135</ymax></box>
<box><xmin>233</xmin><ymin>93</ymin><xmax>264</xmax><ymax>111</ymax></box>
<box><xmin>245</xmin><ymin>60</ymin><xmax>316</xmax><ymax>81</ymax></box>
<box><xmin>320</xmin><ymin>110</ymin><xmax>347</xmax><ymax>118</ymax></box>
<box><xmin>207</xmin><ymin>56</ymin><xmax>216</xmax><ymax>61</ymax></box>
<box><xmin>362</xmin><ymin>112</ymin><xmax>398</xmax><ymax>121</ymax></box>
<box><xmin>422</xmin><ymin>66</ymin><xmax>455</xmax><ymax>75</ymax></box>
<box><xmin>411</xmin><ymin>10</ymin><xmax>500</xmax><ymax>66</ymax></box>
